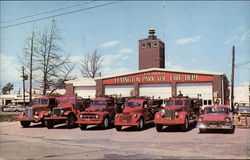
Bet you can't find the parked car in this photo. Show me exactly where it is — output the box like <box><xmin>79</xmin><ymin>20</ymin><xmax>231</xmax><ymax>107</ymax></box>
<box><xmin>237</xmin><ymin>105</ymin><xmax>250</xmax><ymax>117</ymax></box>
<box><xmin>197</xmin><ymin>105</ymin><xmax>235</xmax><ymax>133</ymax></box>
<box><xmin>2</xmin><ymin>105</ymin><xmax>18</xmax><ymax>112</ymax></box>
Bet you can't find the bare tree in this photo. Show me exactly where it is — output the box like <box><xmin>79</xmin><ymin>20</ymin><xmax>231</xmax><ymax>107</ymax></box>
<box><xmin>18</xmin><ymin>25</ymin><xmax>38</xmax><ymax>102</ymax></box>
<box><xmin>1</xmin><ymin>83</ymin><xmax>14</xmax><ymax>94</ymax></box>
<box><xmin>36</xmin><ymin>20</ymin><xmax>74</xmax><ymax>95</ymax></box>
<box><xmin>81</xmin><ymin>49</ymin><xmax>103</xmax><ymax>78</ymax></box>
<box><xmin>48</xmin><ymin>64</ymin><xmax>75</xmax><ymax>94</ymax></box>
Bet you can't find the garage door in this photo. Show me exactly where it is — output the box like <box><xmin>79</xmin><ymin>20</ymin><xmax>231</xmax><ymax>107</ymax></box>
<box><xmin>105</xmin><ymin>85</ymin><xmax>134</xmax><ymax>97</ymax></box>
<box><xmin>74</xmin><ymin>86</ymin><xmax>96</xmax><ymax>98</ymax></box>
<box><xmin>176</xmin><ymin>82</ymin><xmax>212</xmax><ymax>100</ymax></box>
<box><xmin>139</xmin><ymin>83</ymin><xmax>171</xmax><ymax>99</ymax></box>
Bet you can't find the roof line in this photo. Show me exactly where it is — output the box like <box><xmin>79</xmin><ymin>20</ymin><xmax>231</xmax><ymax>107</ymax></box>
<box><xmin>95</xmin><ymin>68</ymin><xmax>224</xmax><ymax>80</ymax></box>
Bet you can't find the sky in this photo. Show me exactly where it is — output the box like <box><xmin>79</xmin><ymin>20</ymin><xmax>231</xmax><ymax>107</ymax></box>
<box><xmin>1</xmin><ymin>1</ymin><xmax>250</xmax><ymax>93</ymax></box>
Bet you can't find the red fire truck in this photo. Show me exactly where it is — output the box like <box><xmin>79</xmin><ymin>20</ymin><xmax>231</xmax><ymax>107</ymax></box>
<box><xmin>19</xmin><ymin>96</ymin><xmax>57</xmax><ymax>127</ymax></box>
<box><xmin>154</xmin><ymin>95</ymin><xmax>202</xmax><ymax>132</ymax></box>
<box><xmin>77</xmin><ymin>97</ymin><xmax>119</xmax><ymax>130</ymax></box>
<box><xmin>44</xmin><ymin>94</ymin><xmax>90</xmax><ymax>129</ymax></box>
<box><xmin>115</xmin><ymin>98</ymin><xmax>162</xmax><ymax>131</ymax></box>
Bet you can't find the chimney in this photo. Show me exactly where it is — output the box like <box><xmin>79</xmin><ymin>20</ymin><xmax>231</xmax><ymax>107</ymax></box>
<box><xmin>148</xmin><ymin>29</ymin><xmax>157</xmax><ymax>40</ymax></box>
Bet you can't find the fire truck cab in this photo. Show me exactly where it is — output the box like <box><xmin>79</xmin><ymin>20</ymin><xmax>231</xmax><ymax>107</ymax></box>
<box><xmin>154</xmin><ymin>96</ymin><xmax>202</xmax><ymax>132</ymax></box>
<box><xmin>44</xmin><ymin>94</ymin><xmax>90</xmax><ymax>129</ymax></box>
<box><xmin>19</xmin><ymin>96</ymin><xmax>57</xmax><ymax>127</ymax></box>
<box><xmin>115</xmin><ymin>98</ymin><xmax>162</xmax><ymax>131</ymax></box>
<box><xmin>77</xmin><ymin>97</ymin><xmax>118</xmax><ymax>130</ymax></box>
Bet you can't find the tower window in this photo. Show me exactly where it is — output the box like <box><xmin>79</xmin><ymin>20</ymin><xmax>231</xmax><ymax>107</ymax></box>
<box><xmin>142</xmin><ymin>44</ymin><xmax>146</xmax><ymax>48</ymax></box>
<box><xmin>153</xmin><ymin>43</ymin><xmax>158</xmax><ymax>47</ymax></box>
<box><xmin>147</xmin><ymin>43</ymin><xmax>151</xmax><ymax>48</ymax></box>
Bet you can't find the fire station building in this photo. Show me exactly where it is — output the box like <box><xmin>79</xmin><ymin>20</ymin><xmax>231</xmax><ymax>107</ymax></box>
<box><xmin>95</xmin><ymin>68</ymin><xmax>229</xmax><ymax>105</ymax></box>
<box><xmin>66</xmin><ymin>30</ymin><xmax>229</xmax><ymax>106</ymax></box>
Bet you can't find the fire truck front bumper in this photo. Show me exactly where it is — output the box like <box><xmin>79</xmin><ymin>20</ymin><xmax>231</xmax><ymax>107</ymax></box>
<box><xmin>197</xmin><ymin>122</ymin><xmax>234</xmax><ymax>130</ymax></box>
<box><xmin>45</xmin><ymin>117</ymin><xmax>67</xmax><ymax>120</ymax></box>
<box><xmin>76</xmin><ymin>119</ymin><xmax>103</xmax><ymax>125</ymax></box>
<box><xmin>114</xmin><ymin>119</ymin><xmax>138</xmax><ymax>126</ymax></box>
<box><xmin>19</xmin><ymin>115</ymin><xmax>41</xmax><ymax>122</ymax></box>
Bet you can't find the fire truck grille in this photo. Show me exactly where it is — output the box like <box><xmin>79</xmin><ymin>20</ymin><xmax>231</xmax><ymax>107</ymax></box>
<box><xmin>165</xmin><ymin>110</ymin><xmax>174</xmax><ymax>120</ymax></box>
<box><xmin>122</xmin><ymin>115</ymin><xmax>132</xmax><ymax>120</ymax></box>
<box><xmin>81</xmin><ymin>114</ymin><xmax>97</xmax><ymax>119</ymax></box>
<box><xmin>53</xmin><ymin>108</ymin><xmax>62</xmax><ymax>116</ymax></box>
<box><xmin>25</xmin><ymin>107</ymin><xmax>33</xmax><ymax>118</ymax></box>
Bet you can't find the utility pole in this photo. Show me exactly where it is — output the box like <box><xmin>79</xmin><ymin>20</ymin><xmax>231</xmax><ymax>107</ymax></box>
<box><xmin>29</xmin><ymin>30</ymin><xmax>34</xmax><ymax>103</ymax></box>
<box><xmin>21</xmin><ymin>66</ymin><xmax>28</xmax><ymax>105</ymax></box>
<box><xmin>231</xmin><ymin>46</ymin><xmax>235</xmax><ymax>113</ymax></box>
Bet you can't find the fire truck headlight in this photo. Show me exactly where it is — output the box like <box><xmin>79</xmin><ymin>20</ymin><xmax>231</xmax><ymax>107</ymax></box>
<box><xmin>79</xmin><ymin>114</ymin><xmax>83</xmax><ymax>119</ymax></box>
<box><xmin>225</xmin><ymin>117</ymin><xmax>231</xmax><ymax>123</ymax></box>
<box><xmin>115</xmin><ymin>114</ymin><xmax>118</xmax><ymax>118</ymax></box>
<box><xmin>35</xmin><ymin>112</ymin><xmax>38</xmax><ymax>116</ymax></box>
<box><xmin>198</xmin><ymin>117</ymin><xmax>203</xmax><ymax>122</ymax></box>
<box><xmin>98</xmin><ymin>108</ymin><xmax>104</xmax><ymax>112</ymax></box>
<box><xmin>95</xmin><ymin>114</ymin><xmax>99</xmax><ymax>119</ymax></box>
<box><xmin>174</xmin><ymin>112</ymin><xmax>179</xmax><ymax>116</ymax></box>
<box><xmin>134</xmin><ymin>114</ymin><xmax>137</xmax><ymax>118</ymax></box>
<box><xmin>160</xmin><ymin>109</ymin><xmax>165</xmax><ymax>116</ymax></box>
<box><xmin>61</xmin><ymin>110</ymin><xmax>64</xmax><ymax>114</ymax></box>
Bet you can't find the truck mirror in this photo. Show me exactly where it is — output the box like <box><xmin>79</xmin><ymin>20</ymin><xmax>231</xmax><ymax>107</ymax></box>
<box><xmin>201</xmin><ymin>109</ymin><xmax>204</xmax><ymax>114</ymax></box>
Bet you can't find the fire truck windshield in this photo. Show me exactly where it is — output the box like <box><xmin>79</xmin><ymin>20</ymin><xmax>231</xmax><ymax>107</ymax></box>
<box><xmin>33</xmin><ymin>99</ymin><xmax>48</xmax><ymax>105</ymax></box>
<box><xmin>58</xmin><ymin>97</ymin><xmax>75</xmax><ymax>104</ymax></box>
<box><xmin>165</xmin><ymin>100</ymin><xmax>184</xmax><ymax>106</ymax></box>
<box><xmin>91</xmin><ymin>101</ymin><xmax>107</xmax><ymax>106</ymax></box>
<box><xmin>238</xmin><ymin>106</ymin><xmax>250</xmax><ymax>112</ymax></box>
<box><xmin>126</xmin><ymin>102</ymin><xmax>142</xmax><ymax>107</ymax></box>
<box><xmin>204</xmin><ymin>107</ymin><xmax>229</xmax><ymax>114</ymax></box>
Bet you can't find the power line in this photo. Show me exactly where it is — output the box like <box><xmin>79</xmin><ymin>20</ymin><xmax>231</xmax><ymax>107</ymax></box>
<box><xmin>235</xmin><ymin>60</ymin><xmax>250</xmax><ymax>67</ymax></box>
<box><xmin>0</xmin><ymin>1</ymin><xmax>121</xmax><ymax>29</ymax></box>
<box><xmin>1</xmin><ymin>1</ymin><xmax>96</xmax><ymax>24</ymax></box>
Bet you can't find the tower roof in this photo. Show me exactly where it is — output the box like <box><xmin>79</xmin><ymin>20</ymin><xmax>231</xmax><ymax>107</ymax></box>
<box><xmin>140</xmin><ymin>29</ymin><xmax>163</xmax><ymax>41</ymax></box>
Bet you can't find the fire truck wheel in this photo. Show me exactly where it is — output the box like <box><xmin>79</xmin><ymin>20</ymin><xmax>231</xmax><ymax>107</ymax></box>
<box><xmin>137</xmin><ymin>118</ymin><xmax>144</xmax><ymax>131</ymax></box>
<box><xmin>46</xmin><ymin>120</ymin><xmax>54</xmax><ymax>129</ymax></box>
<box><xmin>20</xmin><ymin>121</ymin><xmax>31</xmax><ymax>128</ymax></box>
<box><xmin>66</xmin><ymin>115</ymin><xmax>76</xmax><ymax>129</ymax></box>
<box><xmin>101</xmin><ymin>117</ymin><xmax>110</xmax><ymax>129</ymax></box>
<box><xmin>181</xmin><ymin>117</ymin><xmax>189</xmax><ymax>132</ymax></box>
<box><xmin>79</xmin><ymin>124</ymin><xmax>87</xmax><ymax>130</ymax></box>
<box><xmin>41</xmin><ymin>119</ymin><xmax>45</xmax><ymax>126</ymax></box>
<box><xmin>115</xmin><ymin>126</ymin><xmax>122</xmax><ymax>131</ymax></box>
<box><xmin>155</xmin><ymin>124</ymin><xmax>163</xmax><ymax>132</ymax></box>
<box><xmin>199</xmin><ymin>128</ymin><xmax>206</xmax><ymax>133</ymax></box>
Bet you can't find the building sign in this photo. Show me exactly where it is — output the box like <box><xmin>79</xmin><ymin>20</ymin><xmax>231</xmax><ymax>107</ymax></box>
<box><xmin>103</xmin><ymin>71</ymin><xmax>213</xmax><ymax>85</ymax></box>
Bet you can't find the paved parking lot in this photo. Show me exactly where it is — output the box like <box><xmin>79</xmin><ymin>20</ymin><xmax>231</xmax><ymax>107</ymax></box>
<box><xmin>0</xmin><ymin>121</ymin><xmax>249</xmax><ymax>159</ymax></box>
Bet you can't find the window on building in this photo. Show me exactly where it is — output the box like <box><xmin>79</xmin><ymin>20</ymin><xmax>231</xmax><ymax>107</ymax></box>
<box><xmin>153</xmin><ymin>43</ymin><xmax>158</xmax><ymax>47</ymax></box>
<box><xmin>147</xmin><ymin>43</ymin><xmax>151</xmax><ymax>48</ymax></box>
<box><xmin>204</xmin><ymin>100</ymin><xmax>207</xmax><ymax>105</ymax></box>
<box><xmin>208</xmin><ymin>100</ymin><xmax>212</xmax><ymax>105</ymax></box>
<box><xmin>142</xmin><ymin>44</ymin><xmax>146</xmax><ymax>48</ymax></box>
